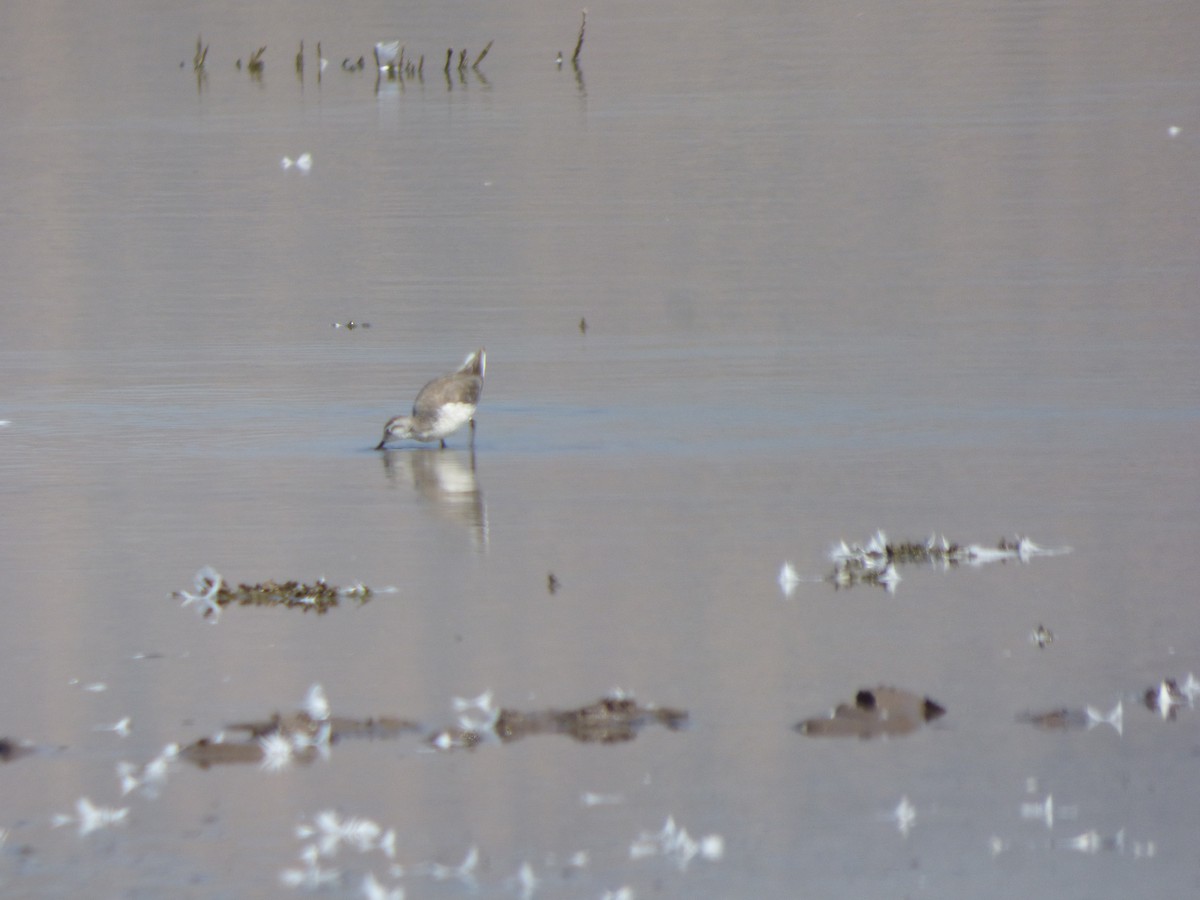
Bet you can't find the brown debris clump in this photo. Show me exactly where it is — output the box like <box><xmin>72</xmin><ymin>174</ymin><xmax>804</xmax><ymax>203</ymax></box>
<box><xmin>427</xmin><ymin>694</ymin><xmax>688</xmax><ymax>751</ymax></box>
<box><xmin>496</xmin><ymin>696</ymin><xmax>688</xmax><ymax>745</ymax></box>
<box><xmin>796</xmin><ymin>686</ymin><xmax>945</xmax><ymax>739</ymax></box>
<box><xmin>172</xmin><ymin>567</ymin><xmax>379</xmax><ymax>618</ymax></box>
<box><xmin>827</xmin><ymin>531</ymin><xmax>1069</xmax><ymax>592</ymax></box>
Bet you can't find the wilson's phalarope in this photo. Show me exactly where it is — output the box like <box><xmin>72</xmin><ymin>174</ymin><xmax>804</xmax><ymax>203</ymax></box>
<box><xmin>376</xmin><ymin>348</ymin><xmax>486</xmax><ymax>449</ymax></box>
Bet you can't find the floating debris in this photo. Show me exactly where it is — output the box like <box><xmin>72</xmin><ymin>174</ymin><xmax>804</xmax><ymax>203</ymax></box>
<box><xmin>1018</xmin><ymin>708</ymin><xmax>1087</xmax><ymax>731</ymax></box>
<box><xmin>453</xmin><ymin>689</ymin><xmax>500</xmax><ymax>733</ymax></box>
<box><xmin>1030</xmin><ymin>623</ymin><xmax>1054</xmax><ymax>648</ymax></box>
<box><xmin>279</xmin><ymin>843</ymin><xmax>341</xmax><ymax>890</ymax></box>
<box><xmin>629</xmin><ymin>816</ymin><xmax>723</xmax><ymax>872</ymax></box>
<box><xmin>824</xmin><ymin>531</ymin><xmax>1071</xmax><ymax>593</ymax></box>
<box><xmin>472</xmin><ymin>40</ymin><xmax>493</xmax><ymax>70</ymax></box>
<box><xmin>297</xmin><ymin>810</ymin><xmax>391</xmax><ymax>857</ymax></box>
<box><xmin>778</xmin><ymin>561</ymin><xmax>800</xmax><ymax>597</ymax></box>
<box><xmin>1142</xmin><ymin>675</ymin><xmax>1200</xmax><ymax>720</ymax></box>
<box><xmin>547</xmin><ymin>571</ymin><xmax>560</xmax><ymax>594</ymax></box>
<box><xmin>1057</xmin><ymin>829</ymin><xmax>1126</xmax><ymax>855</ymax></box>
<box><xmin>1176</xmin><ymin>673</ymin><xmax>1198</xmax><ymax>708</ymax></box>
<box><xmin>1019</xmin><ymin>791</ymin><xmax>1079</xmax><ymax>829</ymax></box>
<box><xmin>1022</xmin><ymin>793</ymin><xmax>1055</xmax><ymax>829</ymax></box>
<box><xmin>247</xmin><ymin>45</ymin><xmax>266</xmax><ymax>74</ymax></box>
<box><xmin>193</xmin><ymin>34</ymin><xmax>208</xmax><ymax>71</ymax></box>
<box><xmin>509</xmin><ymin>861</ymin><xmax>538</xmax><ymax>900</ymax></box>
<box><xmin>1020</xmin><ymin>674</ymin><xmax>1200</xmax><ymax>733</ymax></box>
<box><xmin>52</xmin><ymin>797</ymin><xmax>129</xmax><ymax>836</ymax></box>
<box><xmin>361</xmin><ymin>871</ymin><xmax>404</xmax><ymax>900</ymax></box>
<box><xmin>428</xmin><ymin>693</ymin><xmax>687</xmax><ymax>751</ymax></box>
<box><xmin>581</xmin><ymin>791</ymin><xmax>624</xmax><ymax>807</ymax></box>
<box><xmin>177</xmin><ymin>565</ymin><xmax>222</xmax><ymax>620</ymax></box>
<box><xmin>65</xmin><ymin>678</ymin><xmax>107</xmax><ymax>692</ymax></box>
<box><xmin>278</xmin><ymin>800</ymin><xmax>718</xmax><ymax>898</ymax></box>
<box><xmin>579</xmin><ymin>316</ymin><xmax>588</xmax><ymax>333</ymax></box>
<box><xmin>423</xmin><ymin>845</ymin><xmax>480</xmax><ymax>887</ymax></box>
<box><xmin>888</xmin><ymin>795</ymin><xmax>916</xmax><ymax>837</ymax></box>
<box><xmin>1087</xmin><ymin>701</ymin><xmax>1125</xmax><ymax>734</ymax></box>
<box><xmin>304</xmin><ymin>683</ymin><xmax>331</xmax><ymax>722</ymax></box>
<box><xmin>281</xmin><ymin>152</ymin><xmax>313</xmax><ymax>171</ymax></box>
<box><xmin>117</xmin><ymin>743</ymin><xmax>180</xmax><ymax>798</ymax></box>
<box><xmin>796</xmin><ymin>686</ymin><xmax>945</xmax><ymax>739</ymax></box>
<box><xmin>571</xmin><ymin>9</ymin><xmax>587</xmax><ymax>66</ymax></box>
<box><xmin>374</xmin><ymin>40</ymin><xmax>401</xmax><ymax>73</ymax></box>
<box><xmin>174</xmin><ymin>684</ymin><xmax>416</xmax><ymax>771</ymax></box>
<box><xmin>171</xmin><ymin>566</ymin><xmax>387</xmax><ymax>619</ymax></box>
<box><xmin>332</xmin><ymin>319</ymin><xmax>370</xmax><ymax>330</ymax></box>
<box><xmin>1018</xmin><ymin>700</ymin><xmax>1123</xmax><ymax>735</ymax></box>
<box><xmin>496</xmin><ymin>695</ymin><xmax>687</xmax><ymax>745</ymax></box>
<box><xmin>69</xmin><ymin>679</ymin><xmax>108</xmax><ymax>692</ymax></box>
<box><xmin>94</xmin><ymin>716</ymin><xmax>132</xmax><ymax>738</ymax></box>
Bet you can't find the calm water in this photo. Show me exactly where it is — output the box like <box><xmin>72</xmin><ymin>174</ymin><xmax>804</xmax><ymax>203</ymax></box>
<box><xmin>2</xmin><ymin>0</ymin><xmax>1198</xmax><ymax>897</ymax></box>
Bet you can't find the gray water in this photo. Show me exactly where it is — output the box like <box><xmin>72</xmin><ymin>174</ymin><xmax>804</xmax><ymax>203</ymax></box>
<box><xmin>1</xmin><ymin>1</ymin><xmax>1198</xmax><ymax>897</ymax></box>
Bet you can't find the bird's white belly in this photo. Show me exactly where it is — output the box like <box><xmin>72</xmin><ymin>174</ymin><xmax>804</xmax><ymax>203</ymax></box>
<box><xmin>424</xmin><ymin>402</ymin><xmax>475</xmax><ymax>438</ymax></box>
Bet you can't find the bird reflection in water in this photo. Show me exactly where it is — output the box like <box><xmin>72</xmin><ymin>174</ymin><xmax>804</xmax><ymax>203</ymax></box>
<box><xmin>380</xmin><ymin>447</ymin><xmax>488</xmax><ymax>549</ymax></box>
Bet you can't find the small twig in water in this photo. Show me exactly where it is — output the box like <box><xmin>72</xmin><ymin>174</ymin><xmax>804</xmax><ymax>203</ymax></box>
<box><xmin>444</xmin><ymin>47</ymin><xmax>453</xmax><ymax>74</ymax></box>
<box><xmin>472</xmin><ymin>40</ymin><xmax>493</xmax><ymax>70</ymax></box>
<box><xmin>572</xmin><ymin>9</ymin><xmax>587</xmax><ymax>64</ymax></box>
<box><xmin>457</xmin><ymin>48</ymin><xmax>467</xmax><ymax>71</ymax></box>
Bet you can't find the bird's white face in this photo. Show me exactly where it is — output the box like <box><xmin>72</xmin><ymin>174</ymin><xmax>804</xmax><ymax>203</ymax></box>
<box><xmin>378</xmin><ymin>416</ymin><xmax>414</xmax><ymax>448</ymax></box>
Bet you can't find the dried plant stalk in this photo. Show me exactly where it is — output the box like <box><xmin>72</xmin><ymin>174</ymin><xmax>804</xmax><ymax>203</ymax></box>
<box><xmin>472</xmin><ymin>40</ymin><xmax>493</xmax><ymax>69</ymax></box>
<box><xmin>572</xmin><ymin>9</ymin><xmax>587</xmax><ymax>64</ymax></box>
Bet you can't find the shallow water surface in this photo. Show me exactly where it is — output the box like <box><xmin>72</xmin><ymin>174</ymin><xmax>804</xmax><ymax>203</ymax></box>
<box><xmin>1</xmin><ymin>0</ymin><xmax>1199</xmax><ymax>897</ymax></box>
